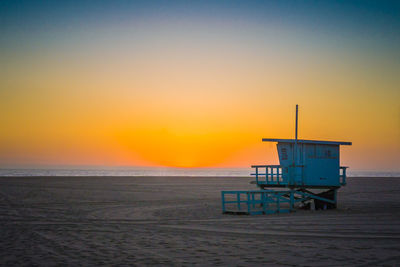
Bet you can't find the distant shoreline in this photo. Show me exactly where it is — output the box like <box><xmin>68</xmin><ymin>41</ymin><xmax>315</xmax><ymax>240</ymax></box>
<box><xmin>1</xmin><ymin>167</ymin><xmax>399</xmax><ymax>178</ymax></box>
<box><xmin>0</xmin><ymin>175</ymin><xmax>399</xmax><ymax>179</ymax></box>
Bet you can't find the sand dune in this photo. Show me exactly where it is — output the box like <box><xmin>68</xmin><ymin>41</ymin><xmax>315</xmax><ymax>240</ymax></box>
<box><xmin>1</xmin><ymin>176</ymin><xmax>399</xmax><ymax>266</ymax></box>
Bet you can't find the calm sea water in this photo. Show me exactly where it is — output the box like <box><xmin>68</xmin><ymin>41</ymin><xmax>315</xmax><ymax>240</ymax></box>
<box><xmin>0</xmin><ymin>167</ymin><xmax>399</xmax><ymax>177</ymax></box>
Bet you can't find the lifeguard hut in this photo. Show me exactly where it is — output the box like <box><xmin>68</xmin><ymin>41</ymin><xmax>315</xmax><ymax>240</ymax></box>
<box><xmin>221</xmin><ymin>105</ymin><xmax>351</xmax><ymax>215</ymax></box>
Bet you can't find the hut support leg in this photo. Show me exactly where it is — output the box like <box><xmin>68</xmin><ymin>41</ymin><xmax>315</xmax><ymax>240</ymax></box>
<box><xmin>290</xmin><ymin>190</ymin><xmax>295</xmax><ymax>211</ymax></box>
<box><xmin>296</xmin><ymin>189</ymin><xmax>338</xmax><ymax>210</ymax></box>
<box><xmin>334</xmin><ymin>189</ymin><xmax>337</xmax><ymax>209</ymax></box>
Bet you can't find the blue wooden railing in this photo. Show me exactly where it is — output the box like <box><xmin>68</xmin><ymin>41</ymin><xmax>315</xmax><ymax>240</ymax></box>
<box><xmin>251</xmin><ymin>165</ymin><xmax>287</xmax><ymax>186</ymax></box>
<box><xmin>221</xmin><ymin>190</ymin><xmax>294</xmax><ymax>215</ymax></box>
<box><xmin>253</xmin><ymin>165</ymin><xmax>348</xmax><ymax>187</ymax></box>
<box><xmin>221</xmin><ymin>189</ymin><xmax>337</xmax><ymax>215</ymax></box>
<box><xmin>339</xmin><ymin>166</ymin><xmax>348</xmax><ymax>185</ymax></box>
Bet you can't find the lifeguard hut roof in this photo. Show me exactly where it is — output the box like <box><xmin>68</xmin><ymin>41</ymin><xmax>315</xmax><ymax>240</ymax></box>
<box><xmin>262</xmin><ymin>138</ymin><xmax>352</xmax><ymax>146</ymax></box>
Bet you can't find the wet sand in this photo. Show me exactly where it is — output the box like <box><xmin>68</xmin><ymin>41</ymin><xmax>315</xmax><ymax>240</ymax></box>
<box><xmin>1</xmin><ymin>176</ymin><xmax>399</xmax><ymax>266</ymax></box>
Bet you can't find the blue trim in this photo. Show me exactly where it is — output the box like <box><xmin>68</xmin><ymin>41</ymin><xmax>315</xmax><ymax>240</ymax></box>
<box><xmin>262</xmin><ymin>138</ymin><xmax>352</xmax><ymax>146</ymax></box>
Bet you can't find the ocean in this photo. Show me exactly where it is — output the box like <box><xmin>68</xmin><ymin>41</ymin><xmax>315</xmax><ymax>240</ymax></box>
<box><xmin>0</xmin><ymin>167</ymin><xmax>399</xmax><ymax>177</ymax></box>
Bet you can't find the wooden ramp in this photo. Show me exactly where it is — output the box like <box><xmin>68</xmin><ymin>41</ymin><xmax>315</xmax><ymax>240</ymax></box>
<box><xmin>221</xmin><ymin>190</ymin><xmax>293</xmax><ymax>215</ymax></box>
<box><xmin>221</xmin><ymin>189</ymin><xmax>337</xmax><ymax>215</ymax></box>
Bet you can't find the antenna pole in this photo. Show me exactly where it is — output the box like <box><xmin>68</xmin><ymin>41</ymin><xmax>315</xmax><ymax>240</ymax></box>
<box><xmin>295</xmin><ymin>104</ymin><xmax>298</xmax><ymax>142</ymax></box>
<box><xmin>294</xmin><ymin>105</ymin><xmax>298</xmax><ymax>166</ymax></box>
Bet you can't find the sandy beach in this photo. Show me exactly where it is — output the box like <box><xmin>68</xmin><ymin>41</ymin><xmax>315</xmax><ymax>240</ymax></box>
<box><xmin>0</xmin><ymin>176</ymin><xmax>399</xmax><ymax>266</ymax></box>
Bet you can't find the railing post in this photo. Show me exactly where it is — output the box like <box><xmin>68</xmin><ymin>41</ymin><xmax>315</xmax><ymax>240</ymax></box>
<box><xmin>247</xmin><ymin>192</ymin><xmax>251</xmax><ymax>214</ymax></box>
<box><xmin>269</xmin><ymin>166</ymin><xmax>272</xmax><ymax>182</ymax></box>
<box><xmin>343</xmin><ymin>168</ymin><xmax>347</xmax><ymax>185</ymax></box>
<box><xmin>255</xmin><ymin>167</ymin><xmax>259</xmax><ymax>184</ymax></box>
<box><xmin>262</xmin><ymin>192</ymin><xmax>267</xmax><ymax>214</ymax></box>
<box><xmin>268</xmin><ymin>166</ymin><xmax>271</xmax><ymax>183</ymax></box>
<box><xmin>290</xmin><ymin>190</ymin><xmax>294</xmax><ymax>211</ymax></box>
<box><xmin>267</xmin><ymin>167</ymin><xmax>274</xmax><ymax>182</ymax></box>
<box><xmin>276</xmin><ymin>167</ymin><xmax>279</xmax><ymax>184</ymax></box>
<box><xmin>221</xmin><ymin>192</ymin><xmax>226</xmax><ymax>213</ymax></box>
<box><xmin>237</xmin><ymin>192</ymin><xmax>241</xmax><ymax>210</ymax></box>
<box><xmin>334</xmin><ymin>189</ymin><xmax>337</xmax><ymax>208</ymax></box>
<box><xmin>277</xmin><ymin>192</ymin><xmax>280</xmax><ymax>213</ymax></box>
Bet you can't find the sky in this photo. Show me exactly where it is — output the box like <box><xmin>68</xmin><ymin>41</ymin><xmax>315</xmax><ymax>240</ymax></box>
<box><xmin>0</xmin><ymin>0</ymin><xmax>399</xmax><ymax>170</ymax></box>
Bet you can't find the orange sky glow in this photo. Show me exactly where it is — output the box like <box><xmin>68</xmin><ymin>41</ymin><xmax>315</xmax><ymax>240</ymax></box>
<box><xmin>1</xmin><ymin>2</ymin><xmax>399</xmax><ymax>171</ymax></box>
